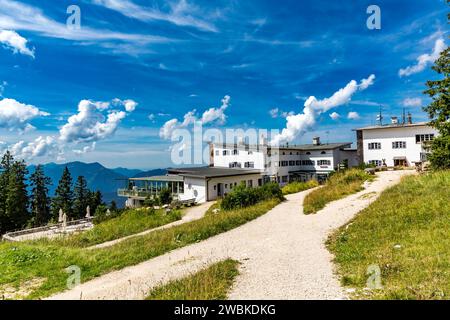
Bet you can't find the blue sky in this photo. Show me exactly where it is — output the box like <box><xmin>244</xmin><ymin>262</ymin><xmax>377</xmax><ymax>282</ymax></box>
<box><xmin>0</xmin><ymin>0</ymin><xmax>448</xmax><ymax>169</ymax></box>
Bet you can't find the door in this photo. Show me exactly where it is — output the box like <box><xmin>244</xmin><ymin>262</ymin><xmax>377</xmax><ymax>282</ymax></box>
<box><xmin>217</xmin><ymin>183</ymin><xmax>223</xmax><ymax>197</ymax></box>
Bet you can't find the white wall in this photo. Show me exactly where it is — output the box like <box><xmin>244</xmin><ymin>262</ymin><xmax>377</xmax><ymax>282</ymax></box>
<box><xmin>212</xmin><ymin>146</ymin><xmax>265</xmax><ymax>170</ymax></box>
<box><xmin>207</xmin><ymin>174</ymin><xmax>263</xmax><ymax>201</ymax></box>
<box><xmin>362</xmin><ymin>125</ymin><xmax>438</xmax><ymax>166</ymax></box>
<box><xmin>180</xmin><ymin>177</ymin><xmax>207</xmax><ymax>203</ymax></box>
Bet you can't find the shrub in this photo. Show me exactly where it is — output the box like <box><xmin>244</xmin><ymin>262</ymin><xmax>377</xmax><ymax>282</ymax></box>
<box><xmin>282</xmin><ymin>180</ymin><xmax>319</xmax><ymax>195</ymax></box>
<box><xmin>221</xmin><ymin>182</ymin><xmax>284</xmax><ymax>210</ymax></box>
<box><xmin>158</xmin><ymin>188</ymin><xmax>172</xmax><ymax>205</ymax></box>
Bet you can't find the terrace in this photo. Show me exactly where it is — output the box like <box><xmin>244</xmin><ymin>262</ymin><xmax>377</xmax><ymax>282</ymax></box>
<box><xmin>118</xmin><ymin>175</ymin><xmax>185</xmax><ymax>200</ymax></box>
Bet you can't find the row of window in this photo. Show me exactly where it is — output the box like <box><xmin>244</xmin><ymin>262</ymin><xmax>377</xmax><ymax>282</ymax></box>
<box><xmin>270</xmin><ymin>151</ymin><xmax>327</xmax><ymax>156</ymax></box>
<box><xmin>217</xmin><ymin>150</ymin><xmax>253</xmax><ymax>156</ymax></box>
<box><xmin>274</xmin><ymin>159</ymin><xmax>331</xmax><ymax>167</ymax></box>
<box><xmin>228</xmin><ymin>162</ymin><xmax>255</xmax><ymax>168</ymax></box>
<box><xmin>368</xmin><ymin>135</ymin><xmax>435</xmax><ymax>150</ymax></box>
<box><xmin>368</xmin><ymin>141</ymin><xmax>407</xmax><ymax>150</ymax></box>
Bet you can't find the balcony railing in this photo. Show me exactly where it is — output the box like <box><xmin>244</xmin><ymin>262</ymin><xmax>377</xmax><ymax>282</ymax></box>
<box><xmin>118</xmin><ymin>189</ymin><xmax>183</xmax><ymax>199</ymax></box>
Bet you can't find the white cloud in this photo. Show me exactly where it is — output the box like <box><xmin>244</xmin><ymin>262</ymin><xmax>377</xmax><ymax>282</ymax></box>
<box><xmin>269</xmin><ymin>107</ymin><xmax>295</xmax><ymax>119</ymax></box>
<box><xmin>402</xmin><ymin>97</ymin><xmax>422</xmax><ymax>107</ymax></box>
<box><xmin>329</xmin><ymin>112</ymin><xmax>340</xmax><ymax>120</ymax></box>
<box><xmin>271</xmin><ymin>74</ymin><xmax>375</xmax><ymax>146</ymax></box>
<box><xmin>10</xmin><ymin>136</ymin><xmax>58</xmax><ymax>160</ymax></box>
<box><xmin>59</xmin><ymin>99</ymin><xmax>134</xmax><ymax>143</ymax></box>
<box><xmin>112</xmin><ymin>98</ymin><xmax>138</xmax><ymax>112</ymax></box>
<box><xmin>269</xmin><ymin>108</ymin><xmax>279</xmax><ymax>118</ymax></box>
<box><xmin>0</xmin><ymin>81</ymin><xmax>6</xmax><ymax>97</ymax></box>
<box><xmin>347</xmin><ymin>112</ymin><xmax>360</xmax><ymax>120</ymax></box>
<box><xmin>73</xmin><ymin>142</ymin><xmax>96</xmax><ymax>155</ymax></box>
<box><xmin>160</xmin><ymin>95</ymin><xmax>231</xmax><ymax>140</ymax></box>
<box><xmin>201</xmin><ymin>95</ymin><xmax>230</xmax><ymax>124</ymax></box>
<box><xmin>91</xmin><ymin>0</ymin><xmax>218</xmax><ymax>32</ymax></box>
<box><xmin>0</xmin><ymin>30</ymin><xmax>34</xmax><ymax>57</ymax></box>
<box><xmin>399</xmin><ymin>38</ymin><xmax>446</xmax><ymax>77</ymax></box>
<box><xmin>148</xmin><ymin>114</ymin><xmax>156</xmax><ymax>122</ymax></box>
<box><xmin>0</xmin><ymin>0</ymin><xmax>172</xmax><ymax>53</ymax></box>
<box><xmin>0</xmin><ymin>98</ymin><xmax>49</xmax><ymax>131</ymax></box>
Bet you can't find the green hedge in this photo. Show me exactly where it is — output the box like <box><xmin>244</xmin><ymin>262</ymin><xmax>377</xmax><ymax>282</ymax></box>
<box><xmin>220</xmin><ymin>182</ymin><xmax>284</xmax><ymax>210</ymax></box>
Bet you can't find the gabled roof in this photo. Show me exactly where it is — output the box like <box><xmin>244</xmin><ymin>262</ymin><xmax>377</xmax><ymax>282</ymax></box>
<box><xmin>168</xmin><ymin>166</ymin><xmax>262</xmax><ymax>178</ymax></box>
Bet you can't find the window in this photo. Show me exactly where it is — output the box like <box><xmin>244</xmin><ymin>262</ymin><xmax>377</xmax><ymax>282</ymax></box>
<box><xmin>416</xmin><ymin>134</ymin><xmax>434</xmax><ymax>143</ymax></box>
<box><xmin>223</xmin><ymin>150</ymin><xmax>230</xmax><ymax>156</ymax></box>
<box><xmin>302</xmin><ymin>160</ymin><xmax>315</xmax><ymax>166</ymax></box>
<box><xmin>258</xmin><ymin>179</ymin><xmax>263</xmax><ymax>186</ymax></box>
<box><xmin>233</xmin><ymin>149</ymin><xmax>239</xmax><ymax>155</ymax></box>
<box><xmin>306</xmin><ymin>152</ymin><xmax>311</xmax><ymax>155</ymax></box>
<box><xmin>229</xmin><ymin>162</ymin><xmax>241</xmax><ymax>168</ymax></box>
<box><xmin>368</xmin><ymin>160</ymin><xmax>382</xmax><ymax>167</ymax></box>
<box><xmin>225</xmin><ymin>184</ymin><xmax>228</xmax><ymax>189</ymax></box>
<box><xmin>244</xmin><ymin>162</ymin><xmax>255</xmax><ymax>168</ymax></box>
<box><xmin>215</xmin><ymin>150</ymin><xmax>219</xmax><ymax>156</ymax></box>
<box><xmin>321</xmin><ymin>151</ymin><xmax>326</xmax><ymax>155</ymax></box>
<box><xmin>282</xmin><ymin>152</ymin><xmax>285</xmax><ymax>155</ymax></box>
<box><xmin>247</xmin><ymin>180</ymin><xmax>253</xmax><ymax>187</ymax></box>
<box><xmin>281</xmin><ymin>161</ymin><xmax>288</xmax><ymax>167</ymax></box>
<box><xmin>281</xmin><ymin>176</ymin><xmax>288</xmax><ymax>183</ymax></box>
<box><xmin>317</xmin><ymin>160</ymin><xmax>331</xmax><ymax>166</ymax></box>
<box><xmin>392</xmin><ymin>141</ymin><xmax>406</xmax><ymax>149</ymax></box>
<box><xmin>248</xmin><ymin>151</ymin><xmax>253</xmax><ymax>155</ymax></box>
<box><xmin>296</xmin><ymin>160</ymin><xmax>301</xmax><ymax>166</ymax></box>
<box><xmin>368</xmin><ymin>142</ymin><xmax>381</xmax><ymax>150</ymax></box>
<box><xmin>289</xmin><ymin>160</ymin><xmax>295</xmax><ymax>166</ymax></box>
<box><xmin>289</xmin><ymin>152</ymin><xmax>292</xmax><ymax>155</ymax></box>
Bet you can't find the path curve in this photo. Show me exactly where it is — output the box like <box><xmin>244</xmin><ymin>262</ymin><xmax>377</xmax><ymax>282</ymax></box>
<box><xmin>87</xmin><ymin>201</ymin><xmax>215</xmax><ymax>250</ymax></box>
<box><xmin>48</xmin><ymin>170</ymin><xmax>413</xmax><ymax>300</ymax></box>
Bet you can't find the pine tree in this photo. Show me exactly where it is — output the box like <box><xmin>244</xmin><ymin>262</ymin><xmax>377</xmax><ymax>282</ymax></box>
<box><xmin>51</xmin><ymin>166</ymin><xmax>74</xmax><ymax>219</ymax></box>
<box><xmin>5</xmin><ymin>160</ymin><xmax>29</xmax><ymax>230</ymax></box>
<box><xmin>88</xmin><ymin>190</ymin><xmax>103</xmax><ymax>215</ymax></box>
<box><xmin>0</xmin><ymin>151</ymin><xmax>14</xmax><ymax>234</ymax></box>
<box><xmin>73</xmin><ymin>176</ymin><xmax>89</xmax><ymax>219</ymax></box>
<box><xmin>423</xmin><ymin>44</ymin><xmax>450</xmax><ymax>169</ymax></box>
<box><xmin>29</xmin><ymin>165</ymin><xmax>52</xmax><ymax>226</ymax></box>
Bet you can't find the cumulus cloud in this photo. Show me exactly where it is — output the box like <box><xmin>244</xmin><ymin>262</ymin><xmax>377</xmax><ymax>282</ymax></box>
<box><xmin>10</xmin><ymin>136</ymin><xmax>58</xmax><ymax>160</ymax></box>
<box><xmin>112</xmin><ymin>98</ymin><xmax>138</xmax><ymax>112</ymax></box>
<box><xmin>73</xmin><ymin>142</ymin><xmax>96</xmax><ymax>155</ymax></box>
<box><xmin>347</xmin><ymin>112</ymin><xmax>360</xmax><ymax>120</ymax></box>
<box><xmin>271</xmin><ymin>75</ymin><xmax>375</xmax><ymax>146</ymax></box>
<box><xmin>0</xmin><ymin>98</ymin><xmax>49</xmax><ymax>132</ymax></box>
<box><xmin>160</xmin><ymin>95</ymin><xmax>231</xmax><ymax>140</ymax></box>
<box><xmin>402</xmin><ymin>97</ymin><xmax>422</xmax><ymax>107</ymax></box>
<box><xmin>399</xmin><ymin>38</ymin><xmax>446</xmax><ymax>77</ymax></box>
<box><xmin>329</xmin><ymin>112</ymin><xmax>340</xmax><ymax>120</ymax></box>
<box><xmin>59</xmin><ymin>99</ymin><xmax>135</xmax><ymax>143</ymax></box>
<box><xmin>0</xmin><ymin>30</ymin><xmax>34</xmax><ymax>57</ymax></box>
<box><xmin>269</xmin><ymin>107</ymin><xmax>295</xmax><ymax>119</ymax></box>
<box><xmin>201</xmin><ymin>95</ymin><xmax>230</xmax><ymax>124</ymax></box>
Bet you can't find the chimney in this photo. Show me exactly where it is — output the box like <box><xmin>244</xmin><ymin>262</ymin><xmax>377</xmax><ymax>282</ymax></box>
<box><xmin>313</xmin><ymin>137</ymin><xmax>321</xmax><ymax>146</ymax></box>
<box><xmin>391</xmin><ymin>116</ymin><xmax>398</xmax><ymax>125</ymax></box>
<box><xmin>407</xmin><ymin>112</ymin><xmax>412</xmax><ymax>124</ymax></box>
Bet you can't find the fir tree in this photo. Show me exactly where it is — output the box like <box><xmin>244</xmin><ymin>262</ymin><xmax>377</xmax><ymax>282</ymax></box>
<box><xmin>5</xmin><ymin>160</ymin><xmax>29</xmax><ymax>230</ymax></box>
<box><xmin>29</xmin><ymin>165</ymin><xmax>52</xmax><ymax>226</ymax></box>
<box><xmin>73</xmin><ymin>176</ymin><xmax>89</xmax><ymax>219</ymax></box>
<box><xmin>0</xmin><ymin>151</ymin><xmax>14</xmax><ymax>233</ymax></box>
<box><xmin>51</xmin><ymin>166</ymin><xmax>74</xmax><ymax>219</ymax></box>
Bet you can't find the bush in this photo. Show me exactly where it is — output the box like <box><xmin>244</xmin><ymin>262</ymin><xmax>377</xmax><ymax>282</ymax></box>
<box><xmin>159</xmin><ymin>188</ymin><xmax>172</xmax><ymax>205</ymax></box>
<box><xmin>221</xmin><ymin>182</ymin><xmax>284</xmax><ymax>210</ymax></box>
<box><xmin>282</xmin><ymin>180</ymin><xmax>319</xmax><ymax>195</ymax></box>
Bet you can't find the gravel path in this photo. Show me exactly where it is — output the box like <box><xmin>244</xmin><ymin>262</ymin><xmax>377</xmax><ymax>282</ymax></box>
<box><xmin>48</xmin><ymin>170</ymin><xmax>413</xmax><ymax>300</ymax></box>
<box><xmin>87</xmin><ymin>201</ymin><xmax>215</xmax><ymax>250</ymax></box>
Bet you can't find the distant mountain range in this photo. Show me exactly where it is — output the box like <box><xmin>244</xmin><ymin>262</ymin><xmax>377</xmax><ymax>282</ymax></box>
<box><xmin>27</xmin><ymin>162</ymin><xmax>167</xmax><ymax>207</ymax></box>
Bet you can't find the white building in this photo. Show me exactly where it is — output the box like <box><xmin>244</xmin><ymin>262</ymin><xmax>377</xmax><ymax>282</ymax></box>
<box><xmin>119</xmin><ymin>137</ymin><xmax>358</xmax><ymax>206</ymax></box>
<box><xmin>355</xmin><ymin>120</ymin><xmax>438</xmax><ymax>167</ymax></box>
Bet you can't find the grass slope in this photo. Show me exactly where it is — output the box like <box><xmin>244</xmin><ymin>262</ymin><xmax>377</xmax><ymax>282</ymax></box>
<box><xmin>327</xmin><ymin>171</ymin><xmax>450</xmax><ymax>299</ymax></box>
<box><xmin>147</xmin><ymin>259</ymin><xmax>240</xmax><ymax>300</ymax></box>
<box><xmin>38</xmin><ymin>208</ymin><xmax>182</xmax><ymax>248</ymax></box>
<box><xmin>303</xmin><ymin>169</ymin><xmax>374</xmax><ymax>214</ymax></box>
<box><xmin>282</xmin><ymin>180</ymin><xmax>319</xmax><ymax>195</ymax></box>
<box><xmin>0</xmin><ymin>198</ymin><xmax>280</xmax><ymax>299</ymax></box>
